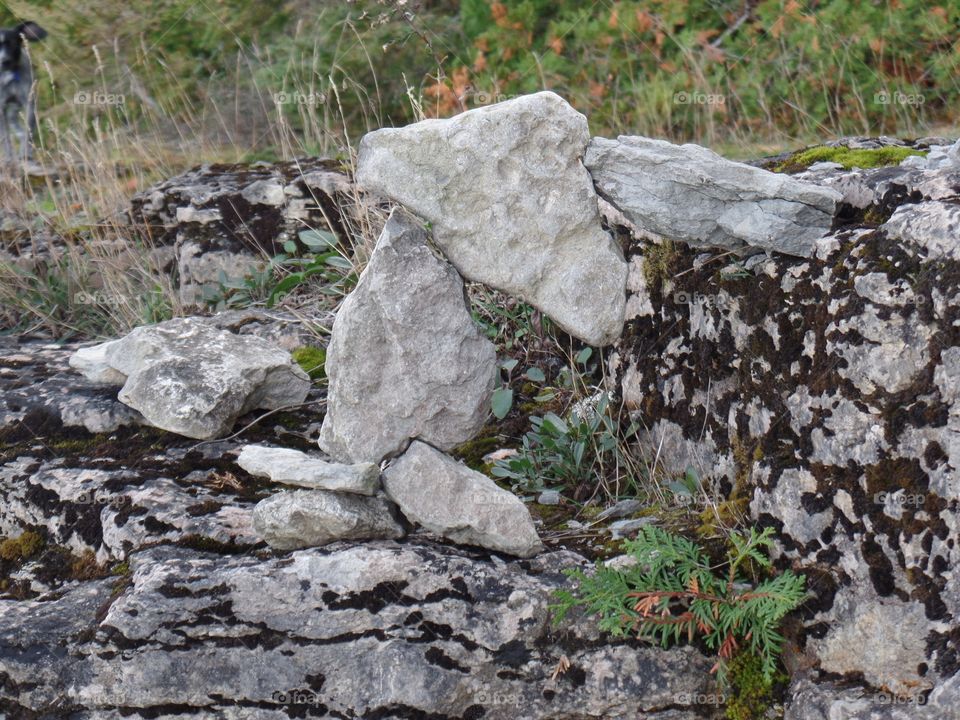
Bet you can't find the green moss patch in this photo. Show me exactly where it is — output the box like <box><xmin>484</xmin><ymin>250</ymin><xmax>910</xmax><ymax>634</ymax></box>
<box><xmin>291</xmin><ymin>345</ymin><xmax>327</xmax><ymax>381</ymax></box>
<box><xmin>775</xmin><ymin>145</ymin><xmax>925</xmax><ymax>173</ymax></box>
<box><xmin>724</xmin><ymin>651</ymin><xmax>787</xmax><ymax>720</ymax></box>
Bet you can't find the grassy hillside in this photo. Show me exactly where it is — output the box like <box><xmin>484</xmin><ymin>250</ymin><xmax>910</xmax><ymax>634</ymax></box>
<box><xmin>1</xmin><ymin>0</ymin><xmax>956</xmax><ymax>164</ymax></box>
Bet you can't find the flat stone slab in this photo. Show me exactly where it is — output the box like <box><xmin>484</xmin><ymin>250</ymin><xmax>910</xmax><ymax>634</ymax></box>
<box><xmin>237</xmin><ymin>444</ymin><xmax>380</xmax><ymax>495</ymax></box>
<box><xmin>585</xmin><ymin>135</ymin><xmax>841</xmax><ymax>257</ymax></box>
<box><xmin>356</xmin><ymin>91</ymin><xmax>628</xmax><ymax>346</ymax></box>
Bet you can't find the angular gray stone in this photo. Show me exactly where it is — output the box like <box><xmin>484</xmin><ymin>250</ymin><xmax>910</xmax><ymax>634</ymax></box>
<box><xmin>382</xmin><ymin>441</ymin><xmax>543</xmax><ymax>557</ymax></box>
<box><xmin>318</xmin><ymin>209</ymin><xmax>496</xmax><ymax>464</ymax></box>
<box><xmin>252</xmin><ymin>489</ymin><xmax>404</xmax><ymax>550</ymax></box>
<box><xmin>69</xmin><ymin>317</ymin><xmax>310</xmax><ymax>440</ymax></box>
<box><xmin>585</xmin><ymin>135</ymin><xmax>841</xmax><ymax>257</ymax></box>
<box><xmin>356</xmin><ymin>91</ymin><xmax>628</xmax><ymax>346</ymax></box>
<box><xmin>237</xmin><ymin>444</ymin><xmax>380</xmax><ymax>495</ymax></box>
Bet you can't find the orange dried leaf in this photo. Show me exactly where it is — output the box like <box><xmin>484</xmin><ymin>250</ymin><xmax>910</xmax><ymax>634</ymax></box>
<box><xmin>635</xmin><ymin>10</ymin><xmax>654</xmax><ymax>34</ymax></box>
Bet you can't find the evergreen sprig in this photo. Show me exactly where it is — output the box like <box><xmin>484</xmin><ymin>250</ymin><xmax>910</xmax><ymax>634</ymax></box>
<box><xmin>551</xmin><ymin>526</ymin><xmax>807</xmax><ymax>686</ymax></box>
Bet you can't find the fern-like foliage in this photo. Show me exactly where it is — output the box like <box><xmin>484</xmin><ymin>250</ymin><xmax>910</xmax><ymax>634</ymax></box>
<box><xmin>551</xmin><ymin>526</ymin><xmax>807</xmax><ymax>686</ymax></box>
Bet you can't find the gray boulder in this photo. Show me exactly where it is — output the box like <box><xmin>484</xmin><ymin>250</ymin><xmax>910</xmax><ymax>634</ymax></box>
<box><xmin>585</xmin><ymin>135</ymin><xmax>841</xmax><ymax>257</ymax></box>
<box><xmin>69</xmin><ymin>317</ymin><xmax>310</xmax><ymax>439</ymax></box>
<box><xmin>356</xmin><ymin>91</ymin><xmax>628</xmax><ymax>347</ymax></box>
<box><xmin>318</xmin><ymin>209</ymin><xmax>496</xmax><ymax>464</ymax></box>
<box><xmin>383</xmin><ymin>441</ymin><xmax>543</xmax><ymax>557</ymax></box>
<box><xmin>252</xmin><ymin>489</ymin><xmax>404</xmax><ymax>550</ymax></box>
<box><xmin>237</xmin><ymin>444</ymin><xmax>380</xmax><ymax>495</ymax></box>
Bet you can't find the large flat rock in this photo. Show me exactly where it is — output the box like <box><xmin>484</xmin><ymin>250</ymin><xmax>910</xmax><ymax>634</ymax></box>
<box><xmin>608</xmin><ymin>158</ymin><xmax>960</xmax><ymax>696</ymax></box>
<box><xmin>585</xmin><ymin>135</ymin><xmax>841</xmax><ymax>257</ymax></box>
<box><xmin>0</xmin><ymin>542</ymin><xmax>718</xmax><ymax>719</ymax></box>
<box><xmin>356</xmin><ymin>91</ymin><xmax>628</xmax><ymax>347</ymax></box>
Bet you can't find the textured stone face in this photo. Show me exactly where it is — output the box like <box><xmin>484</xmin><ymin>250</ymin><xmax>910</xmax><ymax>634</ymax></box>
<box><xmin>252</xmin><ymin>490</ymin><xmax>404</xmax><ymax>550</ymax></box>
<box><xmin>0</xmin><ymin>542</ymin><xmax>720</xmax><ymax>718</ymax></box>
<box><xmin>382</xmin><ymin>441</ymin><xmax>543</xmax><ymax>558</ymax></box>
<box><xmin>318</xmin><ymin>209</ymin><xmax>496</xmax><ymax>464</ymax></box>
<box><xmin>129</xmin><ymin>158</ymin><xmax>356</xmax><ymax>305</ymax></box>
<box><xmin>356</xmin><ymin>91</ymin><xmax>628</xmax><ymax>347</ymax></box>
<box><xmin>69</xmin><ymin>317</ymin><xmax>310</xmax><ymax>440</ymax></box>
<box><xmin>237</xmin><ymin>445</ymin><xmax>380</xmax><ymax>495</ymax></box>
<box><xmin>607</xmin><ymin>159</ymin><xmax>960</xmax><ymax>696</ymax></box>
<box><xmin>585</xmin><ymin>135</ymin><xmax>841</xmax><ymax>257</ymax></box>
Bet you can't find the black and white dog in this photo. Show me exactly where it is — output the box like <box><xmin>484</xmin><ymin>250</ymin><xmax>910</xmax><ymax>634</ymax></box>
<box><xmin>0</xmin><ymin>21</ymin><xmax>46</xmax><ymax>164</ymax></box>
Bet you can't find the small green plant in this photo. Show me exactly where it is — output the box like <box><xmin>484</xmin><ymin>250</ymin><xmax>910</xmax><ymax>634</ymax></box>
<box><xmin>207</xmin><ymin>229</ymin><xmax>356</xmax><ymax>311</ymax></box>
<box><xmin>491</xmin><ymin>393</ymin><xmax>627</xmax><ymax>494</ymax></box>
<box><xmin>551</xmin><ymin>526</ymin><xmax>807</xmax><ymax>687</ymax></box>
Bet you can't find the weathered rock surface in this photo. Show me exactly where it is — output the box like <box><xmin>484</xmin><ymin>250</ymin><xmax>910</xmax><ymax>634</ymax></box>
<box><xmin>319</xmin><ymin>209</ymin><xmax>496</xmax><ymax>463</ymax></box>
<box><xmin>252</xmin><ymin>489</ymin><xmax>404</xmax><ymax>550</ymax></box>
<box><xmin>0</xmin><ymin>541</ymin><xmax>720</xmax><ymax>719</ymax></box>
<box><xmin>609</xmin><ymin>153</ymin><xmax>960</xmax><ymax>696</ymax></box>
<box><xmin>585</xmin><ymin>135</ymin><xmax>841</xmax><ymax>257</ymax></box>
<box><xmin>70</xmin><ymin>317</ymin><xmax>310</xmax><ymax>439</ymax></box>
<box><xmin>131</xmin><ymin>158</ymin><xmax>359</xmax><ymax>304</ymax></box>
<box><xmin>1</xmin><ymin>338</ymin><xmax>144</xmax><ymax>435</ymax></box>
<box><xmin>383</xmin><ymin>441</ymin><xmax>543</xmax><ymax>557</ymax></box>
<box><xmin>785</xmin><ymin>675</ymin><xmax>960</xmax><ymax>719</ymax></box>
<box><xmin>356</xmin><ymin>91</ymin><xmax>628</xmax><ymax>346</ymax></box>
<box><xmin>237</xmin><ymin>444</ymin><xmax>380</xmax><ymax>495</ymax></box>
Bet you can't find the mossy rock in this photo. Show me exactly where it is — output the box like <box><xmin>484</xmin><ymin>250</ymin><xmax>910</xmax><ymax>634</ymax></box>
<box><xmin>724</xmin><ymin>651</ymin><xmax>787</xmax><ymax>720</ymax></box>
<box><xmin>642</xmin><ymin>240</ymin><xmax>678</xmax><ymax>292</ymax></box>
<box><xmin>0</xmin><ymin>531</ymin><xmax>44</xmax><ymax>563</ymax></box>
<box><xmin>291</xmin><ymin>345</ymin><xmax>327</xmax><ymax>381</ymax></box>
<box><xmin>451</xmin><ymin>434</ymin><xmax>502</xmax><ymax>472</ymax></box>
<box><xmin>775</xmin><ymin>145</ymin><xmax>925</xmax><ymax>173</ymax></box>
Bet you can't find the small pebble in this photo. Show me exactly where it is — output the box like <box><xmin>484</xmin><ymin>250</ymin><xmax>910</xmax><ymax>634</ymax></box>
<box><xmin>538</xmin><ymin>489</ymin><xmax>562</xmax><ymax>505</ymax></box>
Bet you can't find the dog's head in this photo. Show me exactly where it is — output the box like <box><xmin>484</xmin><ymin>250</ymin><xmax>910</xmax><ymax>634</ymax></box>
<box><xmin>0</xmin><ymin>22</ymin><xmax>46</xmax><ymax>72</ymax></box>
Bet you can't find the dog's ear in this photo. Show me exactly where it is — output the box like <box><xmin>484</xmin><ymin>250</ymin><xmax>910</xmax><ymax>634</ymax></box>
<box><xmin>15</xmin><ymin>22</ymin><xmax>47</xmax><ymax>42</ymax></box>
